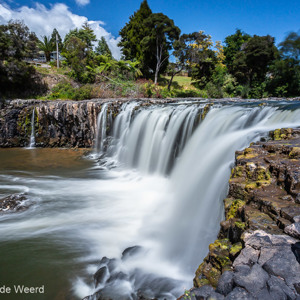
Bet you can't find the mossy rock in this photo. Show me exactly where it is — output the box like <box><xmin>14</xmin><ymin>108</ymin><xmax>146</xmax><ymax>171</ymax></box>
<box><xmin>226</xmin><ymin>199</ymin><xmax>245</xmax><ymax>219</ymax></box>
<box><xmin>271</xmin><ymin>128</ymin><xmax>293</xmax><ymax>140</ymax></box>
<box><xmin>289</xmin><ymin>147</ymin><xmax>300</xmax><ymax>159</ymax></box>
<box><xmin>229</xmin><ymin>242</ymin><xmax>242</xmax><ymax>259</ymax></box>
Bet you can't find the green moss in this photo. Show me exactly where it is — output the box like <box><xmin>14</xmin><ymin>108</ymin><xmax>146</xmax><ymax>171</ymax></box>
<box><xmin>232</xmin><ymin>166</ymin><xmax>244</xmax><ymax>178</ymax></box>
<box><xmin>227</xmin><ymin>199</ymin><xmax>245</xmax><ymax>219</ymax></box>
<box><xmin>230</xmin><ymin>242</ymin><xmax>242</xmax><ymax>257</ymax></box>
<box><xmin>234</xmin><ymin>221</ymin><xmax>246</xmax><ymax>230</ymax></box>
<box><xmin>201</xmin><ymin>103</ymin><xmax>213</xmax><ymax>120</ymax></box>
<box><xmin>273</xmin><ymin>128</ymin><xmax>281</xmax><ymax>140</ymax></box>
<box><xmin>209</xmin><ymin>239</ymin><xmax>230</xmax><ymax>251</ymax></box>
<box><xmin>256</xmin><ymin>167</ymin><xmax>271</xmax><ymax>181</ymax></box>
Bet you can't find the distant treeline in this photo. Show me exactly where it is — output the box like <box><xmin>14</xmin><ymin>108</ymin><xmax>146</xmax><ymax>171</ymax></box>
<box><xmin>0</xmin><ymin>0</ymin><xmax>299</xmax><ymax>99</ymax></box>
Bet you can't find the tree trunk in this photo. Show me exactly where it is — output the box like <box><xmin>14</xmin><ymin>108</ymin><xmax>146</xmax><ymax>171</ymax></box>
<box><xmin>167</xmin><ymin>73</ymin><xmax>175</xmax><ymax>90</ymax></box>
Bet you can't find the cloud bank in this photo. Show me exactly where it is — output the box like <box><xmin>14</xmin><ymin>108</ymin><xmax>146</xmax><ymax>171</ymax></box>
<box><xmin>0</xmin><ymin>2</ymin><xmax>121</xmax><ymax>59</ymax></box>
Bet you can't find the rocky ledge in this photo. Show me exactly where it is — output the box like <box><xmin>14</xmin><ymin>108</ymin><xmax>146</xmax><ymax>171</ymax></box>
<box><xmin>0</xmin><ymin>99</ymin><xmax>171</xmax><ymax>148</ymax></box>
<box><xmin>185</xmin><ymin>128</ymin><xmax>300</xmax><ymax>300</ymax></box>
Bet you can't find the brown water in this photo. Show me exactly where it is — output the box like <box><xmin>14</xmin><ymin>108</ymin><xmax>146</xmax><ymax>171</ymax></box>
<box><xmin>0</xmin><ymin>148</ymin><xmax>94</xmax><ymax>300</ymax></box>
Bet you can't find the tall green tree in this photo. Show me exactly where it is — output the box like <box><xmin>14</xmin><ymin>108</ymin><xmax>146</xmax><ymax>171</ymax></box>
<box><xmin>279</xmin><ymin>31</ymin><xmax>300</xmax><ymax>60</ymax></box>
<box><xmin>232</xmin><ymin>35</ymin><xmax>278</xmax><ymax>86</ymax></box>
<box><xmin>63</xmin><ymin>22</ymin><xmax>96</xmax><ymax>54</ymax></box>
<box><xmin>95</xmin><ymin>37</ymin><xmax>112</xmax><ymax>58</ymax></box>
<box><xmin>142</xmin><ymin>13</ymin><xmax>180</xmax><ymax>84</ymax></box>
<box><xmin>38</xmin><ymin>36</ymin><xmax>55</xmax><ymax>62</ymax></box>
<box><xmin>178</xmin><ymin>31</ymin><xmax>217</xmax><ymax>87</ymax></box>
<box><xmin>118</xmin><ymin>0</ymin><xmax>153</xmax><ymax>77</ymax></box>
<box><xmin>223</xmin><ymin>29</ymin><xmax>251</xmax><ymax>72</ymax></box>
<box><xmin>266</xmin><ymin>31</ymin><xmax>300</xmax><ymax>97</ymax></box>
<box><xmin>0</xmin><ymin>21</ymin><xmax>45</xmax><ymax>98</ymax></box>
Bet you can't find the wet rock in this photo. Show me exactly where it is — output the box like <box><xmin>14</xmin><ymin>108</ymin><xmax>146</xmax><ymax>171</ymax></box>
<box><xmin>94</xmin><ymin>266</ymin><xmax>108</xmax><ymax>288</ymax></box>
<box><xmin>285</xmin><ymin>223</ymin><xmax>300</xmax><ymax>239</ymax></box>
<box><xmin>121</xmin><ymin>245</ymin><xmax>142</xmax><ymax>260</ymax></box>
<box><xmin>0</xmin><ymin>193</ymin><xmax>30</xmax><ymax>212</ymax></box>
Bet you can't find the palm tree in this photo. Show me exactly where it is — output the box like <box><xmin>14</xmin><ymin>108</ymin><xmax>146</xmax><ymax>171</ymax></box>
<box><xmin>38</xmin><ymin>36</ymin><xmax>54</xmax><ymax>62</ymax></box>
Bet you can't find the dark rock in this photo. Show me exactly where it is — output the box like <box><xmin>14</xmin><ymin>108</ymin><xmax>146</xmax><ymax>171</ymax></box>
<box><xmin>94</xmin><ymin>266</ymin><xmax>108</xmax><ymax>288</ymax></box>
<box><xmin>267</xmin><ymin>275</ymin><xmax>297</xmax><ymax>300</ymax></box>
<box><xmin>121</xmin><ymin>245</ymin><xmax>142</xmax><ymax>260</ymax></box>
<box><xmin>262</xmin><ymin>246</ymin><xmax>300</xmax><ymax>291</ymax></box>
<box><xmin>285</xmin><ymin>223</ymin><xmax>300</xmax><ymax>239</ymax></box>
<box><xmin>224</xmin><ymin>287</ymin><xmax>255</xmax><ymax>300</ymax></box>
<box><xmin>232</xmin><ymin>246</ymin><xmax>259</xmax><ymax>266</ymax></box>
<box><xmin>233</xmin><ymin>264</ymin><xmax>269</xmax><ymax>294</ymax></box>
<box><xmin>190</xmin><ymin>286</ymin><xmax>224</xmax><ymax>300</ymax></box>
<box><xmin>0</xmin><ymin>193</ymin><xmax>30</xmax><ymax>212</ymax></box>
<box><xmin>291</xmin><ymin>242</ymin><xmax>300</xmax><ymax>264</ymax></box>
<box><xmin>216</xmin><ymin>271</ymin><xmax>234</xmax><ymax>296</ymax></box>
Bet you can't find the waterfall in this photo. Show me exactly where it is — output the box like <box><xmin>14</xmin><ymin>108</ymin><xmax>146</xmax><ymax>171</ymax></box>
<box><xmin>29</xmin><ymin>108</ymin><xmax>35</xmax><ymax>148</ymax></box>
<box><xmin>95</xmin><ymin>103</ymin><xmax>108</xmax><ymax>153</ymax></box>
<box><xmin>101</xmin><ymin>102</ymin><xmax>208</xmax><ymax>173</ymax></box>
<box><xmin>88</xmin><ymin>101</ymin><xmax>300</xmax><ymax>298</ymax></box>
<box><xmin>1</xmin><ymin>100</ymin><xmax>300</xmax><ymax>300</ymax></box>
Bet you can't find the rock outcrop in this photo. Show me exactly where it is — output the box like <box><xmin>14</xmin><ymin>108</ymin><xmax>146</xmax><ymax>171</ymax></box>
<box><xmin>0</xmin><ymin>99</ymin><xmax>175</xmax><ymax>148</ymax></box>
<box><xmin>189</xmin><ymin>128</ymin><xmax>300</xmax><ymax>300</ymax></box>
<box><xmin>0</xmin><ymin>99</ymin><xmax>115</xmax><ymax>147</ymax></box>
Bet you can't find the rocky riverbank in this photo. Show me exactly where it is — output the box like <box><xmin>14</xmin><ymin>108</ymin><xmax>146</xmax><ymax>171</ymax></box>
<box><xmin>185</xmin><ymin>128</ymin><xmax>300</xmax><ymax>299</ymax></box>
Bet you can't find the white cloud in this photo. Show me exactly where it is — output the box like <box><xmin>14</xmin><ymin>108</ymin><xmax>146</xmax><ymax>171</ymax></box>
<box><xmin>0</xmin><ymin>2</ymin><xmax>121</xmax><ymax>59</ymax></box>
<box><xmin>75</xmin><ymin>0</ymin><xmax>90</xmax><ymax>6</ymax></box>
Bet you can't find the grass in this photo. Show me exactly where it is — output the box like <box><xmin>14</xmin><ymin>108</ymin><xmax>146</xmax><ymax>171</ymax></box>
<box><xmin>162</xmin><ymin>75</ymin><xmax>196</xmax><ymax>90</ymax></box>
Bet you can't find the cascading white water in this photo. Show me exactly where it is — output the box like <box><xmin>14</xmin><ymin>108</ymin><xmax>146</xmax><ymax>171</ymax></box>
<box><xmin>95</xmin><ymin>103</ymin><xmax>108</xmax><ymax>153</ymax></box>
<box><xmin>105</xmin><ymin>103</ymin><xmax>206</xmax><ymax>174</ymax></box>
<box><xmin>1</xmin><ymin>100</ymin><xmax>300</xmax><ymax>300</ymax></box>
<box><xmin>29</xmin><ymin>108</ymin><xmax>35</xmax><ymax>148</ymax></box>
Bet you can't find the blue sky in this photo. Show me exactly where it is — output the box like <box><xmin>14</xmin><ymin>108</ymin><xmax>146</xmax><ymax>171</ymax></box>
<box><xmin>0</xmin><ymin>0</ymin><xmax>299</xmax><ymax>58</ymax></box>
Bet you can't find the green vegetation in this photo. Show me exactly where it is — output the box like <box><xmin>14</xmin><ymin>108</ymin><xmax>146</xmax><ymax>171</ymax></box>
<box><xmin>0</xmin><ymin>0</ymin><xmax>299</xmax><ymax>100</ymax></box>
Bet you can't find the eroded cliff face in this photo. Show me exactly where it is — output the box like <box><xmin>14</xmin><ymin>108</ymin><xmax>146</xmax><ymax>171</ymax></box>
<box><xmin>187</xmin><ymin>128</ymin><xmax>300</xmax><ymax>300</ymax></box>
<box><xmin>0</xmin><ymin>99</ymin><xmax>120</xmax><ymax>148</ymax></box>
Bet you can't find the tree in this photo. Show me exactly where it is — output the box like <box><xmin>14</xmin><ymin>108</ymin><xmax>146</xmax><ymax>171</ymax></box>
<box><xmin>142</xmin><ymin>13</ymin><xmax>180</xmax><ymax>84</ymax></box>
<box><xmin>166</xmin><ymin>35</ymin><xmax>192</xmax><ymax>90</ymax></box>
<box><xmin>279</xmin><ymin>31</ymin><xmax>300</xmax><ymax>60</ymax></box>
<box><xmin>179</xmin><ymin>31</ymin><xmax>217</xmax><ymax>87</ymax></box>
<box><xmin>62</xmin><ymin>24</ymin><xmax>97</xmax><ymax>83</ymax></box>
<box><xmin>95</xmin><ymin>37</ymin><xmax>112</xmax><ymax>58</ymax></box>
<box><xmin>232</xmin><ymin>35</ymin><xmax>278</xmax><ymax>86</ymax></box>
<box><xmin>63</xmin><ymin>22</ymin><xmax>96</xmax><ymax>54</ymax></box>
<box><xmin>118</xmin><ymin>0</ymin><xmax>153</xmax><ymax>77</ymax></box>
<box><xmin>266</xmin><ymin>31</ymin><xmax>300</xmax><ymax>97</ymax></box>
<box><xmin>0</xmin><ymin>20</ymin><xmax>45</xmax><ymax>98</ymax></box>
<box><xmin>38</xmin><ymin>36</ymin><xmax>54</xmax><ymax>62</ymax></box>
<box><xmin>223</xmin><ymin>29</ymin><xmax>251</xmax><ymax>71</ymax></box>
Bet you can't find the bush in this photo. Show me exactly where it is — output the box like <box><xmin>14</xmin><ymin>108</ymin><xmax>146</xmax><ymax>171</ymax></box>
<box><xmin>205</xmin><ymin>82</ymin><xmax>223</xmax><ymax>98</ymax></box>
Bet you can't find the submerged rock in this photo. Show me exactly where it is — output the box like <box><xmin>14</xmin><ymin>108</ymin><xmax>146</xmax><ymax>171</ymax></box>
<box><xmin>0</xmin><ymin>193</ymin><xmax>31</xmax><ymax>213</ymax></box>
